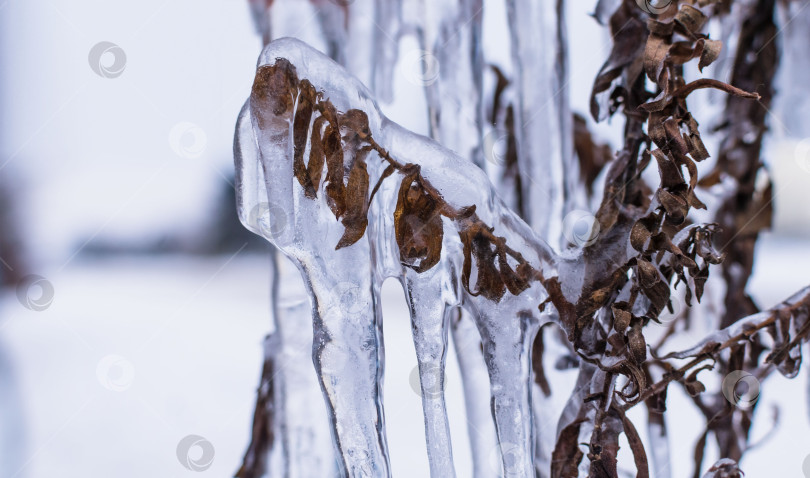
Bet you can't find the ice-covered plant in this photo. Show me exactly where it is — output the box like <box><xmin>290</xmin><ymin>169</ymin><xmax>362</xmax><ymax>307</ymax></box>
<box><xmin>235</xmin><ymin>1</ymin><xmax>810</xmax><ymax>477</ymax></box>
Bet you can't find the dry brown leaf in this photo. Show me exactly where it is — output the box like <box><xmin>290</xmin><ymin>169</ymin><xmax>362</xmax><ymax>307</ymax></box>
<box><xmin>394</xmin><ymin>171</ymin><xmax>444</xmax><ymax>272</ymax></box>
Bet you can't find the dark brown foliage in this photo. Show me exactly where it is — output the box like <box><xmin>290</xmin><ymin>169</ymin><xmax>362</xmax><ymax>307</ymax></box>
<box><xmin>394</xmin><ymin>170</ymin><xmax>444</xmax><ymax>272</ymax></box>
<box><xmin>573</xmin><ymin>113</ymin><xmax>612</xmax><ymax>197</ymax></box>
<box><xmin>252</xmin><ymin>56</ymin><xmax>544</xmax><ymax>299</ymax></box>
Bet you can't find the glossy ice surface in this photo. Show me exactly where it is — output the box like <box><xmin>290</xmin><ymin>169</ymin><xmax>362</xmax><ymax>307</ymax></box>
<box><xmin>235</xmin><ymin>38</ymin><xmax>561</xmax><ymax>477</ymax></box>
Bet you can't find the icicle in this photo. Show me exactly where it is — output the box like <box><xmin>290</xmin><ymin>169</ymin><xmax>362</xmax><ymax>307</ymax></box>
<box><xmin>775</xmin><ymin>0</ymin><xmax>810</xmax><ymax>138</ymax></box>
<box><xmin>475</xmin><ymin>304</ymin><xmax>540</xmax><ymax>477</ymax></box>
<box><xmin>342</xmin><ymin>0</ymin><xmax>377</xmax><ymax>88</ymax></box>
<box><xmin>529</xmin><ymin>325</ymin><xmax>559</xmax><ymax>478</ymax></box>
<box><xmin>245</xmin><ymin>89</ymin><xmax>391</xmax><ymax>475</ymax></box>
<box><xmin>417</xmin><ymin>0</ymin><xmax>486</xmax><ymax>169</ymax></box>
<box><xmin>237</xmin><ymin>101</ymin><xmax>339</xmax><ymax>477</ymax></box>
<box><xmin>530</xmin><ymin>387</ymin><xmax>552</xmax><ymax>478</ymax></box>
<box><xmin>372</xmin><ymin>0</ymin><xmax>403</xmax><ymax>103</ymax></box>
<box><xmin>503</xmin><ymin>4</ymin><xmax>576</xmax><ymax>471</ymax></box>
<box><xmin>505</xmin><ymin>0</ymin><xmax>574</xmax><ymax>246</ymax></box>
<box><xmin>451</xmin><ymin>310</ymin><xmax>500</xmax><ymax>478</ymax></box>
<box><xmin>311</xmin><ymin>0</ymin><xmax>350</xmax><ymax>66</ymax></box>
<box><xmin>248</xmin><ymin>0</ymin><xmax>273</xmax><ymax>46</ymax></box>
<box><xmin>647</xmin><ymin>415</ymin><xmax>671</xmax><ymax>478</ymax></box>
<box><xmin>241</xmin><ymin>3</ymin><xmax>402</xmax><ymax>474</ymax></box>
<box><xmin>276</xmin><ymin>291</ymin><xmax>340</xmax><ymax>477</ymax></box>
<box><xmin>402</xmin><ymin>269</ymin><xmax>456</xmax><ymax>477</ymax></box>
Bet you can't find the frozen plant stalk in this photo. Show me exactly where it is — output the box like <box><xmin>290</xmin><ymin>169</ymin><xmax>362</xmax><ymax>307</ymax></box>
<box><xmin>506</xmin><ymin>0</ymin><xmax>574</xmax><ymax>244</ymax></box>
<box><xmin>235</xmin><ymin>37</ymin><xmax>562</xmax><ymax>477</ymax></box>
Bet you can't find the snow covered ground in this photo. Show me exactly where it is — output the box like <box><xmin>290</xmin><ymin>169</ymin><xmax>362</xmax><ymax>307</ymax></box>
<box><xmin>0</xmin><ymin>233</ymin><xmax>808</xmax><ymax>478</ymax></box>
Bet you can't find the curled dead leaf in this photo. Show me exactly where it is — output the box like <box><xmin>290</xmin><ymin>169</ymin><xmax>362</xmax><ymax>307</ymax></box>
<box><xmin>394</xmin><ymin>170</ymin><xmax>444</xmax><ymax>272</ymax></box>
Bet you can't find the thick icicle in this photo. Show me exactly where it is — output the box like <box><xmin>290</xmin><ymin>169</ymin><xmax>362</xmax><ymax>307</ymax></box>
<box><xmin>237</xmin><ymin>37</ymin><xmax>558</xmax><ymax>477</ymax></box>
<box><xmin>244</xmin><ymin>87</ymin><xmax>391</xmax><ymax>475</ymax></box>
<box><xmin>244</xmin><ymin>2</ymin><xmax>393</xmax><ymax>475</ymax></box>
<box><xmin>243</xmin><ymin>4</ymin><xmax>332</xmax><ymax>474</ymax></box>
<box><xmin>236</xmin><ymin>102</ymin><xmax>338</xmax><ymax>478</ymax></box>
<box><xmin>647</xmin><ymin>414</ymin><xmax>671</xmax><ymax>478</ymax></box>
<box><xmin>476</xmin><ymin>302</ymin><xmax>539</xmax><ymax>477</ymax></box>
<box><xmin>775</xmin><ymin>0</ymin><xmax>810</xmax><ymax>138</ymax></box>
<box><xmin>248</xmin><ymin>0</ymin><xmax>273</xmax><ymax>45</ymax></box>
<box><xmin>451</xmin><ymin>310</ymin><xmax>500</xmax><ymax>478</ymax></box>
<box><xmin>418</xmin><ymin>0</ymin><xmax>485</xmax><ymax>169</ymax></box>
<box><xmin>506</xmin><ymin>0</ymin><xmax>574</xmax><ymax>245</ymax></box>
<box><xmin>402</xmin><ymin>268</ymin><xmax>456</xmax><ymax>477</ymax></box>
<box><xmin>372</xmin><ymin>0</ymin><xmax>403</xmax><ymax>103</ymax></box>
<box><xmin>504</xmin><ymin>3</ymin><xmax>576</xmax><ymax>472</ymax></box>
<box><xmin>276</xmin><ymin>280</ymin><xmax>340</xmax><ymax>477</ymax></box>
<box><xmin>413</xmin><ymin>3</ymin><xmax>524</xmax><ymax>475</ymax></box>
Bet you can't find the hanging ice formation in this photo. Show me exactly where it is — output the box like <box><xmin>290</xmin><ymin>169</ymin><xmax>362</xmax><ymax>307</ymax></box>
<box><xmin>506</xmin><ymin>0</ymin><xmax>575</xmax><ymax>246</ymax></box>
<box><xmin>236</xmin><ymin>2</ymin><xmax>404</xmax><ymax>476</ymax></box>
<box><xmin>235</xmin><ymin>37</ymin><xmax>569</xmax><ymax>477</ymax></box>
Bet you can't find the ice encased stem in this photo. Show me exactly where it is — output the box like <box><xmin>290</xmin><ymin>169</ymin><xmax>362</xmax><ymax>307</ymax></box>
<box><xmin>419</xmin><ymin>0</ymin><xmax>485</xmax><ymax>169</ymax></box>
<box><xmin>506</xmin><ymin>0</ymin><xmax>574</xmax><ymax>244</ymax></box>
<box><xmin>236</xmin><ymin>101</ymin><xmax>339</xmax><ymax>477</ymax></box>
<box><xmin>403</xmin><ymin>268</ymin><xmax>456</xmax><ymax>477</ymax></box>
<box><xmin>452</xmin><ymin>311</ymin><xmax>500</xmax><ymax>478</ymax></box>
<box><xmin>240</xmin><ymin>37</ymin><xmax>557</xmax><ymax>477</ymax></box>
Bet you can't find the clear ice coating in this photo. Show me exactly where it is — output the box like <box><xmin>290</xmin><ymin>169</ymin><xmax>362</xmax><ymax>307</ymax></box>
<box><xmin>419</xmin><ymin>0</ymin><xmax>485</xmax><ymax>169</ymax></box>
<box><xmin>235</xmin><ymin>37</ymin><xmax>562</xmax><ymax>477</ymax></box>
<box><xmin>775</xmin><ymin>0</ymin><xmax>810</xmax><ymax>138</ymax></box>
<box><xmin>241</xmin><ymin>2</ymin><xmax>393</xmax><ymax>475</ymax></box>
<box><xmin>506</xmin><ymin>0</ymin><xmax>574</xmax><ymax>245</ymax></box>
<box><xmin>236</xmin><ymin>98</ymin><xmax>338</xmax><ymax>478</ymax></box>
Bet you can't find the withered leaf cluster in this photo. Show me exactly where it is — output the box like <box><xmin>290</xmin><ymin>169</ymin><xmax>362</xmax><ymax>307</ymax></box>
<box><xmin>251</xmin><ymin>58</ymin><xmax>543</xmax><ymax>301</ymax></box>
<box><xmin>540</xmin><ymin>0</ymin><xmax>793</xmax><ymax>476</ymax></box>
